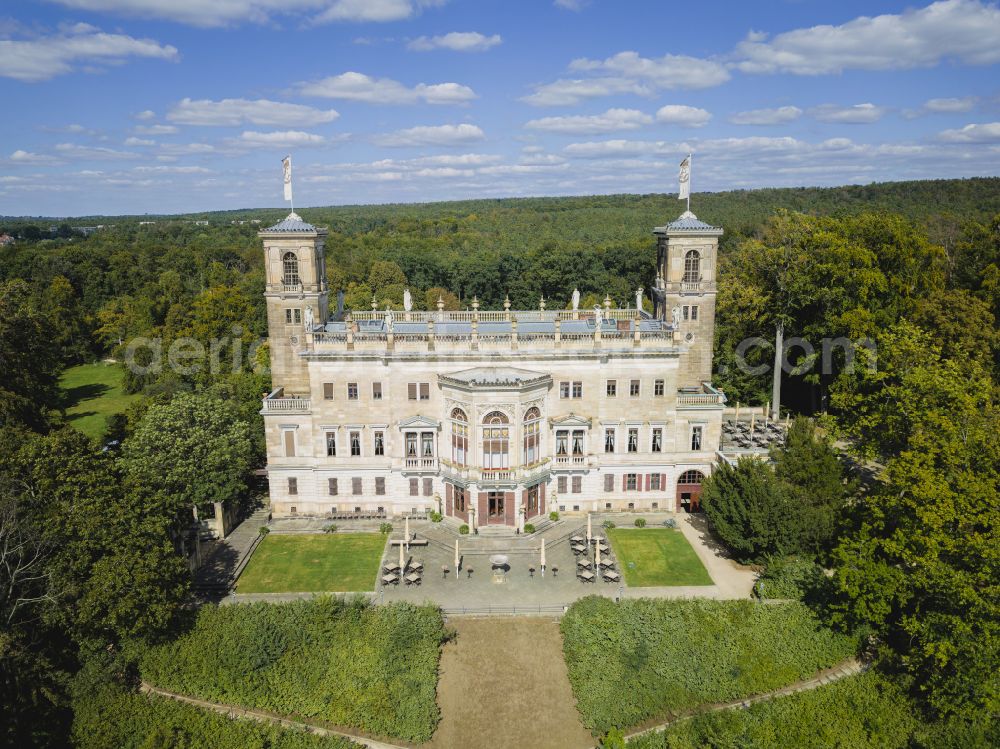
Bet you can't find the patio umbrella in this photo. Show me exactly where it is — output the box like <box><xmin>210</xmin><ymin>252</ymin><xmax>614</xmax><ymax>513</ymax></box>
<box><xmin>454</xmin><ymin>539</ymin><xmax>460</xmax><ymax>575</ymax></box>
<box><xmin>735</xmin><ymin>401</ymin><xmax>740</xmax><ymax>423</ymax></box>
<box><xmin>595</xmin><ymin>538</ymin><xmax>601</xmax><ymax>570</ymax></box>
<box><xmin>404</xmin><ymin>515</ymin><xmax>410</xmax><ymax>551</ymax></box>
<box><xmin>750</xmin><ymin>411</ymin><xmax>756</xmax><ymax>434</ymax></box>
<box><xmin>399</xmin><ymin>539</ymin><xmax>405</xmax><ymax>574</ymax></box>
<box><xmin>586</xmin><ymin>512</ymin><xmax>592</xmax><ymax>543</ymax></box>
<box><xmin>540</xmin><ymin>538</ymin><xmax>546</xmax><ymax>577</ymax></box>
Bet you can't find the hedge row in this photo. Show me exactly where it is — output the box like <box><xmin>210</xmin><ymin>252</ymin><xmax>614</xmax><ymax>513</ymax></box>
<box><xmin>628</xmin><ymin>672</ymin><xmax>919</xmax><ymax>749</ymax></box>
<box><xmin>561</xmin><ymin>596</ymin><xmax>858</xmax><ymax>734</ymax></box>
<box><xmin>139</xmin><ymin>597</ymin><xmax>447</xmax><ymax>743</ymax></box>
<box><xmin>72</xmin><ymin>675</ymin><xmax>356</xmax><ymax>749</ymax></box>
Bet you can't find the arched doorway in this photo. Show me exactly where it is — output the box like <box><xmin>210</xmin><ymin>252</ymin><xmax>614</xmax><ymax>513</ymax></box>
<box><xmin>676</xmin><ymin>470</ymin><xmax>705</xmax><ymax>512</ymax></box>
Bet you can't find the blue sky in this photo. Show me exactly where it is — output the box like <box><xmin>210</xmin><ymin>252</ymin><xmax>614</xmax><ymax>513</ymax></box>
<box><xmin>2</xmin><ymin>0</ymin><xmax>999</xmax><ymax>216</ymax></box>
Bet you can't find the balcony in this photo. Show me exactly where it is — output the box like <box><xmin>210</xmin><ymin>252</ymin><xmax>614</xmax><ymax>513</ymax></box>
<box><xmin>261</xmin><ymin>389</ymin><xmax>311</xmax><ymax>414</ymax></box>
<box><xmin>403</xmin><ymin>457</ymin><xmax>438</xmax><ymax>473</ymax></box>
<box><xmin>677</xmin><ymin>382</ymin><xmax>727</xmax><ymax>407</ymax></box>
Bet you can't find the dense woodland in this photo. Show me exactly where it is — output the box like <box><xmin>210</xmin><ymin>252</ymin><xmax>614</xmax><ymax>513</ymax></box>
<box><xmin>0</xmin><ymin>178</ymin><xmax>998</xmax><ymax>746</ymax></box>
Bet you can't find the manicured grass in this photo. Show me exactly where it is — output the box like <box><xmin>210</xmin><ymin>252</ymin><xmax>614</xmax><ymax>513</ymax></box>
<box><xmin>60</xmin><ymin>362</ymin><xmax>139</xmax><ymax>440</ymax></box>
<box><xmin>236</xmin><ymin>533</ymin><xmax>387</xmax><ymax>593</ymax></box>
<box><xmin>607</xmin><ymin>527</ymin><xmax>713</xmax><ymax>587</ymax></box>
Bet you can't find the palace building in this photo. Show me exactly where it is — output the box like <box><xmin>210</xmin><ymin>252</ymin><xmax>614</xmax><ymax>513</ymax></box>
<box><xmin>260</xmin><ymin>209</ymin><xmax>727</xmax><ymax>528</ymax></box>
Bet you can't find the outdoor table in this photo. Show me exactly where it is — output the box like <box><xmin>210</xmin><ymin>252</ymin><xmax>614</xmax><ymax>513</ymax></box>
<box><xmin>578</xmin><ymin>570</ymin><xmax>595</xmax><ymax>582</ymax></box>
<box><xmin>405</xmin><ymin>572</ymin><xmax>422</xmax><ymax>585</ymax></box>
<box><xmin>383</xmin><ymin>563</ymin><xmax>400</xmax><ymax>572</ymax></box>
<box><xmin>599</xmin><ymin>559</ymin><xmax>615</xmax><ymax>569</ymax></box>
<box><xmin>569</xmin><ymin>536</ymin><xmax>584</xmax><ymax>543</ymax></box>
<box><xmin>571</xmin><ymin>544</ymin><xmax>586</xmax><ymax>555</ymax></box>
<box><xmin>409</xmin><ymin>561</ymin><xmax>423</xmax><ymax>572</ymax></box>
<box><xmin>381</xmin><ymin>574</ymin><xmax>399</xmax><ymax>586</ymax></box>
<box><xmin>603</xmin><ymin>570</ymin><xmax>621</xmax><ymax>582</ymax></box>
<box><xmin>577</xmin><ymin>558</ymin><xmax>592</xmax><ymax>569</ymax></box>
<box><xmin>590</xmin><ymin>535</ymin><xmax>604</xmax><ymax>543</ymax></box>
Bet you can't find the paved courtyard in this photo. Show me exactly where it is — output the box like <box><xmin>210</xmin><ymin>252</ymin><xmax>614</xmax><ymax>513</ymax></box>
<box><xmin>230</xmin><ymin>512</ymin><xmax>757</xmax><ymax>609</ymax></box>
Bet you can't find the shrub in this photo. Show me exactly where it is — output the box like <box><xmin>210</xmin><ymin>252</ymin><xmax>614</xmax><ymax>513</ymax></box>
<box><xmin>662</xmin><ymin>518</ymin><xmax>677</xmax><ymax>528</ymax></box>
<box><xmin>523</xmin><ymin>523</ymin><xmax>535</xmax><ymax>534</ymax></box>
<box><xmin>549</xmin><ymin>511</ymin><xmax>560</xmax><ymax>521</ymax></box>
<box><xmin>561</xmin><ymin>596</ymin><xmax>857</xmax><ymax>734</ymax></box>
<box><xmin>139</xmin><ymin>598</ymin><xmax>447</xmax><ymax>743</ymax></box>
<box><xmin>379</xmin><ymin>522</ymin><xmax>393</xmax><ymax>534</ymax></box>
<box><xmin>754</xmin><ymin>556</ymin><xmax>831</xmax><ymax>602</ymax></box>
<box><xmin>458</xmin><ymin>524</ymin><xmax>469</xmax><ymax>535</ymax></box>
<box><xmin>429</xmin><ymin>511</ymin><xmax>442</xmax><ymax>522</ymax></box>
<box><xmin>634</xmin><ymin>518</ymin><xmax>647</xmax><ymax>528</ymax></box>
<box><xmin>322</xmin><ymin>524</ymin><xmax>337</xmax><ymax>533</ymax></box>
<box><xmin>258</xmin><ymin>526</ymin><xmax>270</xmax><ymax>536</ymax></box>
<box><xmin>602</xmin><ymin>520</ymin><xmax>616</xmax><ymax>530</ymax></box>
<box><xmin>601</xmin><ymin>727</ymin><xmax>626</xmax><ymax>748</ymax></box>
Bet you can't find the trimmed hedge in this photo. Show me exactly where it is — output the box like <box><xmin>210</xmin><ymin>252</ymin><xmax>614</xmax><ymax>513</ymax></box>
<box><xmin>561</xmin><ymin>596</ymin><xmax>857</xmax><ymax>734</ymax></box>
<box><xmin>140</xmin><ymin>598</ymin><xmax>446</xmax><ymax>743</ymax></box>
<box><xmin>754</xmin><ymin>556</ymin><xmax>832</xmax><ymax>601</ymax></box>
<box><xmin>628</xmin><ymin>672</ymin><xmax>924</xmax><ymax>748</ymax></box>
<box><xmin>72</xmin><ymin>672</ymin><xmax>356</xmax><ymax>749</ymax></box>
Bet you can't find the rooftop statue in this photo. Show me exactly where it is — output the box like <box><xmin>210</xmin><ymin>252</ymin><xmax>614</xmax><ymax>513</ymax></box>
<box><xmin>403</xmin><ymin>288</ymin><xmax>412</xmax><ymax>312</ymax></box>
<box><xmin>572</xmin><ymin>288</ymin><xmax>580</xmax><ymax>311</ymax></box>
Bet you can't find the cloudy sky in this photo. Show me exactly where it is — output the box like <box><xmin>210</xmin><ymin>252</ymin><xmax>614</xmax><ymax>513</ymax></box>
<box><xmin>2</xmin><ymin>0</ymin><xmax>1000</xmax><ymax>216</ymax></box>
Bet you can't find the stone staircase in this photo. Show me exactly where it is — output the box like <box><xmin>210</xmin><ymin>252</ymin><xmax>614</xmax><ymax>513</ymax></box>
<box><xmin>192</xmin><ymin>505</ymin><xmax>271</xmax><ymax>595</ymax></box>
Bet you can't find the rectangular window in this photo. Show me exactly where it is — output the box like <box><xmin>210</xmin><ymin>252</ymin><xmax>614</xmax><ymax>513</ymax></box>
<box><xmin>572</xmin><ymin>381</ymin><xmax>583</xmax><ymax>398</ymax></box>
<box><xmin>423</xmin><ymin>477</ymin><xmax>433</xmax><ymax>496</ymax></box>
<box><xmin>328</xmin><ymin>477</ymin><xmax>338</xmax><ymax>495</ymax></box>
<box><xmin>606</xmin><ymin>379</ymin><xmax>617</xmax><ymax>397</ymax></box>
<box><xmin>650</xmin><ymin>474</ymin><xmax>662</xmax><ymax>491</ymax></box>
<box><xmin>683</xmin><ymin>306</ymin><xmax>690</xmax><ymax>321</ymax></box>
<box><xmin>557</xmin><ymin>475</ymin><xmax>567</xmax><ymax>493</ymax></box>
<box><xmin>691</xmin><ymin>425</ymin><xmax>703</xmax><ymax>451</ymax></box>
<box><xmin>373</xmin><ymin>431</ymin><xmax>384</xmax><ymax>456</ymax></box>
<box><xmin>630</xmin><ymin>379</ymin><xmax>640</xmax><ymax>397</ymax></box>
<box><xmin>352</xmin><ymin>477</ymin><xmax>362</xmax><ymax>495</ymax></box>
<box><xmin>419</xmin><ymin>383</ymin><xmax>430</xmax><ymax>400</ymax></box>
<box><xmin>285</xmin><ymin>309</ymin><xmax>293</xmax><ymax>324</ymax></box>
<box><xmin>323</xmin><ymin>382</ymin><xmax>334</xmax><ymax>400</ymax></box>
<box><xmin>372</xmin><ymin>382</ymin><xmax>382</xmax><ymax>400</ymax></box>
<box><xmin>406</xmin><ymin>432</ymin><xmax>417</xmax><ymax>458</ymax></box>
<box><xmin>626</xmin><ymin>473</ymin><xmax>638</xmax><ymax>491</ymax></box>
<box><xmin>375</xmin><ymin>477</ymin><xmax>385</xmax><ymax>495</ymax></box>
<box><xmin>571</xmin><ymin>430</ymin><xmax>584</xmax><ymax>456</ymax></box>
<box><xmin>604</xmin><ymin>473</ymin><xmax>614</xmax><ymax>492</ymax></box>
<box><xmin>347</xmin><ymin>382</ymin><xmax>358</xmax><ymax>400</ymax></box>
<box><xmin>408</xmin><ymin>383</ymin><xmax>417</xmax><ymax>400</ymax></box>
<box><xmin>604</xmin><ymin>428</ymin><xmax>615</xmax><ymax>453</ymax></box>
<box><xmin>654</xmin><ymin>379</ymin><xmax>664</xmax><ymax>397</ymax></box>
<box><xmin>454</xmin><ymin>486</ymin><xmax>466</xmax><ymax>513</ymax></box>
<box><xmin>555</xmin><ymin>430</ymin><xmax>568</xmax><ymax>457</ymax></box>
<box><xmin>350</xmin><ymin>431</ymin><xmax>361</xmax><ymax>457</ymax></box>
<box><xmin>409</xmin><ymin>478</ymin><xmax>419</xmax><ymax>496</ymax></box>
<box><xmin>628</xmin><ymin>428</ymin><xmax>638</xmax><ymax>453</ymax></box>
<box><xmin>325</xmin><ymin>431</ymin><xmax>336</xmax><ymax>457</ymax></box>
<box><xmin>283</xmin><ymin>430</ymin><xmax>295</xmax><ymax>458</ymax></box>
<box><xmin>291</xmin><ymin>309</ymin><xmax>301</xmax><ymax>324</ymax></box>
<box><xmin>691</xmin><ymin>305</ymin><xmax>699</xmax><ymax>321</ymax></box>
<box><xmin>421</xmin><ymin>432</ymin><xmax>434</xmax><ymax>458</ymax></box>
<box><xmin>559</xmin><ymin>381</ymin><xmax>570</xmax><ymax>399</ymax></box>
<box><xmin>288</xmin><ymin>477</ymin><xmax>297</xmax><ymax>495</ymax></box>
<box><xmin>651</xmin><ymin>428</ymin><xmax>662</xmax><ymax>453</ymax></box>
<box><xmin>571</xmin><ymin>476</ymin><xmax>582</xmax><ymax>494</ymax></box>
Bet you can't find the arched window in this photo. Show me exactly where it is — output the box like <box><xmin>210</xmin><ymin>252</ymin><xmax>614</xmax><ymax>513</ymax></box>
<box><xmin>683</xmin><ymin>250</ymin><xmax>700</xmax><ymax>283</ymax></box>
<box><xmin>450</xmin><ymin>408</ymin><xmax>468</xmax><ymax>466</ymax></box>
<box><xmin>482</xmin><ymin>411</ymin><xmax>509</xmax><ymax>470</ymax></box>
<box><xmin>282</xmin><ymin>252</ymin><xmax>300</xmax><ymax>286</ymax></box>
<box><xmin>523</xmin><ymin>407</ymin><xmax>541</xmax><ymax>465</ymax></box>
<box><xmin>678</xmin><ymin>469</ymin><xmax>705</xmax><ymax>485</ymax></box>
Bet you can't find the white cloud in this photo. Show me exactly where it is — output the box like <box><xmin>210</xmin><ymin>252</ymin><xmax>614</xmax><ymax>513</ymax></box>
<box><xmin>124</xmin><ymin>137</ymin><xmax>155</xmax><ymax>146</ymax></box>
<box><xmin>54</xmin><ymin>142</ymin><xmax>141</xmax><ymax>160</ymax></box>
<box><xmin>9</xmin><ymin>150</ymin><xmax>59</xmax><ymax>164</ymax></box>
<box><xmin>924</xmin><ymin>96</ymin><xmax>978</xmax><ymax>113</ymax></box>
<box><xmin>167</xmin><ymin>97</ymin><xmax>339</xmax><ymax>127</ymax></box>
<box><xmin>938</xmin><ymin>122</ymin><xmax>1000</xmax><ymax>143</ymax></box>
<box><xmin>297</xmin><ymin>72</ymin><xmax>476</xmax><ymax>104</ymax></box>
<box><xmin>133</xmin><ymin>165</ymin><xmax>212</xmax><ymax>173</ymax></box>
<box><xmin>45</xmin><ymin>1</ymin><xmax>448</xmax><ymax>28</ymax></box>
<box><xmin>570</xmin><ymin>51</ymin><xmax>730</xmax><ymax>89</ymax></box>
<box><xmin>135</xmin><ymin>124</ymin><xmax>178</xmax><ymax>135</ymax></box>
<box><xmin>0</xmin><ymin>23</ymin><xmax>178</xmax><ymax>82</ymax></box>
<box><xmin>525</xmin><ymin>108</ymin><xmax>653</xmax><ymax>135</ymax></box>
<box><xmin>237</xmin><ymin>130</ymin><xmax>328</xmax><ymax>147</ymax></box>
<box><xmin>809</xmin><ymin>103</ymin><xmax>887</xmax><ymax>124</ymax></box>
<box><xmin>563</xmin><ymin>140</ymin><xmax>653</xmax><ymax>158</ymax></box>
<box><xmin>655</xmin><ymin>105</ymin><xmax>711</xmax><ymax>127</ymax></box>
<box><xmin>734</xmin><ymin>0</ymin><xmax>1000</xmax><ymax>75</ymax></box>
<box><xmin>372</xmin><ymin>123</ymin><xmax>485</xmax><ymax>147</ymax></box>
<box><xmin>408</xmin><ymin>32</ymin><xmax>501</xmax><ymax>52</ymax></box>
<box><xmin>554</xmin><ymin>0</ymin><xmax>586</xmax><ymax>9</ymax></box>
<box><xmin>135</xmin><ymin>109</ymin><xmax>156</xmax><ymax>120</ymax></box>
<box><xmin>522</xmin><ymin>77</ymin><xmax>651</xmax><ymax>107</ymax></box>
<box><xmin>730</xmin><ymin>106</ymin><xmax>803</xmax><ymax>125</ymax></box>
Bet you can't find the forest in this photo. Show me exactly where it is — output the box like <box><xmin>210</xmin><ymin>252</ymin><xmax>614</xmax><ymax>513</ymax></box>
<box><xmin>0</xmin><ymin>177</ymin><xmax>998</xmax><ymax>746</ymax></box>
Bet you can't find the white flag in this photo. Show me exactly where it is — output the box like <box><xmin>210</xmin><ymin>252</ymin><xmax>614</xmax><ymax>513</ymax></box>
<box><xmin>678</xmin><ymin>155</ymin><xmax>690</xmax><ymax>200</ymax></box>
<box><xmin>282</xmin><ymin>155</ymin><xmax>292</xmax><ymax>202</ymax></box>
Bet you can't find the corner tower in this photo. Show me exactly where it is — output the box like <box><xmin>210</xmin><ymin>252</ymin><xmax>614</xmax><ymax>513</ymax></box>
<box><xmin>260</xmin><ymin>212</ymin><xmax>328</xmax><ymax>395</ymax></box>
<box><xmin>652</xmin><ymin>211</ymin><xmax>723</xmax><ymax>387</ymax></box>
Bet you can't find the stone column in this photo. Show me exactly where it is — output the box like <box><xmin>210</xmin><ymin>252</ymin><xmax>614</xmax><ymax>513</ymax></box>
<box><xmin>554</xmin><ymin>317</ymin><xmax>562</xmax><ymax>347</ymax></box>
<box><xmin>437</xmin><ymin>295</ymin><xmax>445</xmax><ymax>322</ymax></box>
<box><xmin>511</xmin><ymin>317</ymin><xmax>518</xmax><ymax>350</ymax></box>
<box><xmin>427</xmin><ymin>318</ymin><xmax>435</xmax><ymax>351</ymax></box>
<box><xmin>504</xmin><ymin>295</ymin><xmax>511</xmax><ymax>321</ymax></box>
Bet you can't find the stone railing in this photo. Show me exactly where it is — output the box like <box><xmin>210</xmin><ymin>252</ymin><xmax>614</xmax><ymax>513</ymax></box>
<box><xmin>261</xmin><ymin>396</ymin><xmax>311</xmax><ymax>413</ymax></box>
<box><xmin>676</xmin><ymin>383</ymin><xmax>726</xmax><ymax>406</ymax></box>
<box><xmin>347</xmin><ymin>307</ymin><xmax>651</xmax><ymax>323</ymax></box>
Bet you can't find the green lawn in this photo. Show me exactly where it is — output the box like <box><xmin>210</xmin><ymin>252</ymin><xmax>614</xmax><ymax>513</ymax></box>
<box><xmin>607</xmin><ymin>527</ymin><xmax>713</xmax><ymax>587</ymax></box>
<box><xmin>236</xmin><ymin>533</ymin><xmax>387</xmax><ymax>593</ymax></box>
<box><xmin>60</xmin><ymin>362</ymin><xmax>139</xmax><ymax>440</ymax></box>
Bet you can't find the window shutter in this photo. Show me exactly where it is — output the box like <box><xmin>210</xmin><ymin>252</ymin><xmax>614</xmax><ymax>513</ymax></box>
<box><xmin>408</xmin><ymin>383</ymin><xmax>417</xmax><ymax>400</ymax></box>
<box><xmin>622</xmin><ymin>474</ymin><xmax>627</xmax><ymax>491</ymax></box>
